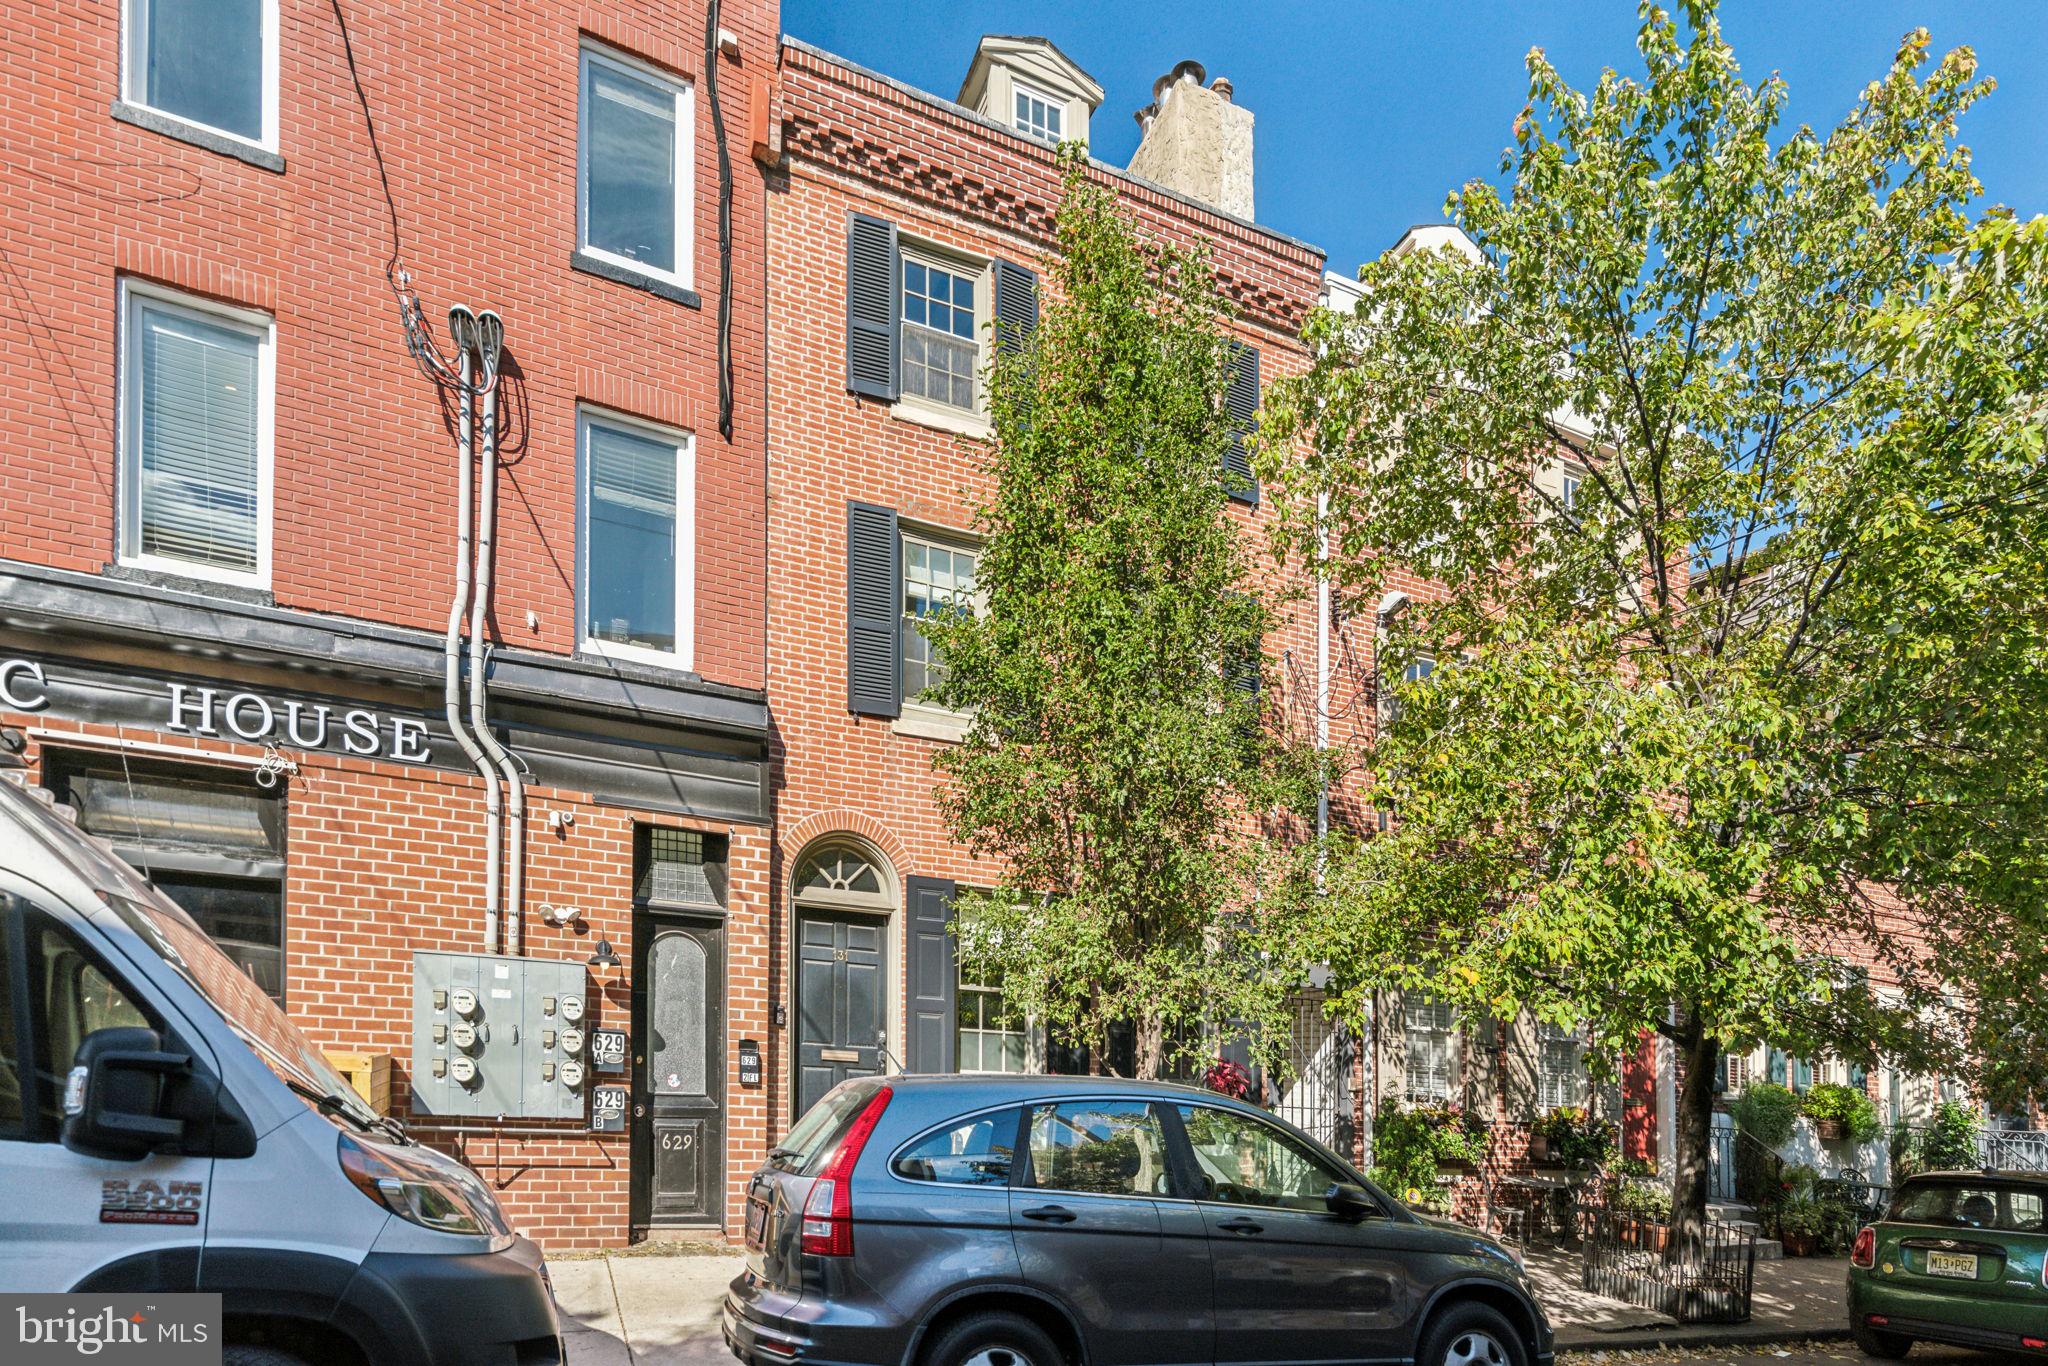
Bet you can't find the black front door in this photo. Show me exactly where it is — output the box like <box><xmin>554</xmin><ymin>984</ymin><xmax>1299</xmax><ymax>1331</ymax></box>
<box><xmin>631</xmin><ymin>914</ymin><xmax>725</xmax><ymax>1228</ymax></box>
<box><xmin>794</xmin><ymin>910</ymin><xmax>884</xmax><ymax>1117</ymax></box>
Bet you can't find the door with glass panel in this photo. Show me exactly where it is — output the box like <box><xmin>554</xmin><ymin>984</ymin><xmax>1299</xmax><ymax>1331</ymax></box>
<box><xmin>631</xmin><ymin>914</ymin><xmax>724</xmax><ymax>1227</ymax></box>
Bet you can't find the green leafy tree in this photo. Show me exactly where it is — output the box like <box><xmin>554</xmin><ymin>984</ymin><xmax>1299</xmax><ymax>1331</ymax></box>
<box><xmin>1259</xmin><ymin>0</ymin><xmax>2047</xmax><ymax>1246</ymax></box>
<box><xmin>925</xmin><ymin>150</ymin><xmax>1304</xmax><ymax>1079</ymax></box>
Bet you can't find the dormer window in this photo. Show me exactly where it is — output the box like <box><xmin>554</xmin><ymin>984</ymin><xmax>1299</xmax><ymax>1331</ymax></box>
<box><xmin>1012</xmin><ymin>81</ymin><xmax>1063</xmax><ymax>142</ymax></box>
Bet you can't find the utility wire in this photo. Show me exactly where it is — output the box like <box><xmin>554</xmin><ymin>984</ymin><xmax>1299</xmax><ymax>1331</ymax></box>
<box><xmin>704</xmin><ymin>0</ymin><xmax>735</xmax><ymax>440</ymax></box>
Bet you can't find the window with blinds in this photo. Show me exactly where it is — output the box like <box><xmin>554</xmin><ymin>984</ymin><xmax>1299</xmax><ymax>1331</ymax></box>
<box><xmin>579</xmin><ymin>408</ymin><xmax>694</xmax><ymax>667</ymax></box>
<box><xmin>1403</xmin><ymin>996</ymin><xmax>1456</xmax><ymax>1103</ymax></box>
<box><xmin>1536</xmin><ymin>1020</ymin><xmax>1589</xmax><ymax>1111</ymax></box>
<box><xmin>578</xmin><ymin>43</ymin><xmax>693</xmax><ymax>288</ymax></box>
<box><xmin>121</xmin><ymin>286</ymin><xmax>271</xmax><ymax>584</ymax></box>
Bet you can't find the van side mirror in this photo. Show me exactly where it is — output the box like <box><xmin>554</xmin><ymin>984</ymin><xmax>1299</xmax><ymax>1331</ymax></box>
<box><xmin>1326</xmin><ymin>1182</ymin><xmax>1379</xmax><ymax>1221</ymax></box>
<box><xmin>62</xmin><ymin>1027</ymin><xmax>191</xmax><ymax>1161</ymax></box>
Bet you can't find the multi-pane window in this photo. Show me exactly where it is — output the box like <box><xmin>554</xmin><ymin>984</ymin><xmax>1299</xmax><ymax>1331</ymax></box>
<box><xmin>903</xmin><ymin>534</ymin><xmax>978</xmax><ymax>699</ymax></box>
<box><xmin>579</xmin><ymin>45</ymin><xmax>694</xmax><ymax>287</ymax></box>
<box><xmin>120</xmin><ymin>283</ymin><xmax>273</xmax><ymax>586</ymax></box>
<box><xmin>1403</xmin><ymin>996</ymin><xmax>1456</xmax><ymax>1103</ymax></box>
<box><xmin>1013</xmin><ymin>83</ymin><xmax>1063</xmax><ymax>142</ymax></box>
<box><xmin>636</xmin><ymin>827</ymin><xmax>728</xmax><ymax>909</ymax></box>
<box><xmin>124</xmin><ymin>0</ymin><xmax>276</xmax><ymax>149</ymax></box>
<box><xmin>1536</xmin><ymin>1020</ymin><xmax>1588</xmax><ymax>1111</ymax></box>
<box><xmin>902</xmin><ymin>256</ymin><xmax>980</xmax><ymax>412</ymax></box>
<box><xmin>1561</xmin><ymin>468</ymin><xmax>1584</xmax><ymax>518</ymax></box>
<box><xmin>958</xmin><ymin>973</ymin><xmax>1027</xmax><ymax>1073</ymax></box>
<box><xmin>579</xmin><ymin>410</ymin><xmax>695</xmax><ymax>667</ymax></box>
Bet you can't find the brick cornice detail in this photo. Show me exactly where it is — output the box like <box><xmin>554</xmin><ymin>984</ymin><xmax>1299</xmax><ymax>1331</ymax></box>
<box><xmin>782</xmin><ymin>808</ymin><xmax>913</xmax><ymax>883</ymax></box>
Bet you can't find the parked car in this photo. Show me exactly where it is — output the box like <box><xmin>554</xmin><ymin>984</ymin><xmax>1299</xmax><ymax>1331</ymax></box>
<box><xmin>725</xmin><ymin>1074</ymin><xmax>1551</xmax><ymax>1366</ymax></box>
<box><xmin>1848</xmin><ymin>1169</ymin><xmax>2048</xmax><ymax>1358</ymax></box>
<box><xmin>0</xmin><ymin>776</ymin><xmax>562</xmax><ymax>1365</ymax></box>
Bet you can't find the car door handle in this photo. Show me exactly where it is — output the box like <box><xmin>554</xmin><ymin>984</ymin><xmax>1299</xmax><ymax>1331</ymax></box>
<box><xmin>1020</xmin><ymin>1205</ymin><xmax>1077</xmax><ymax>1224</ymax></box>
<box><xmin>1216</xmin><ymin>1217</ymin><xmax>1264</xmax><ymax>1235</ymax></box>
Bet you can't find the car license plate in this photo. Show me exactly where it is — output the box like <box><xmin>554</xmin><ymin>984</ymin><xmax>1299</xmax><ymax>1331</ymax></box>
<box><xmin>1926</xmin><ymin>1251</ymin><xmax>1978</xmax><ymax>1279</ymax></box>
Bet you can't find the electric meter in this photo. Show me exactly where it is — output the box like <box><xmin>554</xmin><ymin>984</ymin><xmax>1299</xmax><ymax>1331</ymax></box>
<box><xmin>450</xmin><ymin>987</ymin><xmax>478</xmax><ymax>1019</ymax></box>
<box><xmin>559</xmin><ymin>1060</ymin><xmax>585</xmax><ymax>1089</ymax></box>
<box><xmin>560</xmin><ymin>994</ymin><xmax>585</xmax><ymax>1024</ymax></box>
<box><xmin>450</xmin><ymin>1021</ymin><xmax>477</xmax><ymax>1051</ymax></box>
<box><xmin>560</xmin><ymin>1027</ymin><xmax>584</xmax><ymax>1055</ymax></box>
<box><xmin>449</xmin><ymin>1055</ymin><xmax>478</xmax><ymax>1086</ymax></box>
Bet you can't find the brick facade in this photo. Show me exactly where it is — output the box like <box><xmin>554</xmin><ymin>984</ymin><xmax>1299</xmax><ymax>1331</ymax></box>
<box><xmin>1</xmin><ymin>0</ymin><xmax>781</xmax><ymax>1250</ymax></box>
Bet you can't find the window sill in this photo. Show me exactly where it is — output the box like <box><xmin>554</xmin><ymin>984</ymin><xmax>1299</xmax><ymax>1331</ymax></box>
<box><xmin>890</xmin><ymin>398</ymin><xmax>993</xmax><ymax>442</ymax></box>
<box><xmin>105</xmin><ymin>560</ymin><xmax>273</xmax><ymax>605</ymax></box>
<box><xmin>891</xmin><ymin>702</ymin><xmax>972</xmax><ymax>745</ymax></box>
<box><xmin>571</xmin><ymin>251</ymin><xmax>701</xmax><ymax>309</ymax></box>
<box><xmin>110</xmin><ymin>101</ymin><xmax>284</xmax><ymax>173</ymax></box>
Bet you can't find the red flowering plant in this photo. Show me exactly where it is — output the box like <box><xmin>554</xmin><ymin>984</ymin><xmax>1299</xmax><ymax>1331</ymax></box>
<box><xmin>1203</xmin><ymin>1057</ymin><xmax>1255</xmax><ymax>1100</ymax></box>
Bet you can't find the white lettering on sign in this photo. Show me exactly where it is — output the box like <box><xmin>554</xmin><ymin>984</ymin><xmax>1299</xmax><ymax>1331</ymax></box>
<box><xmin>0</xmin><ymin>656</ymin><xmax>442</xmax><ymax>765</ymax></box>
<box><xmin>0</xmin><ymin>658</ymin><xmax>48</xmax><ymax>711</ymax></box>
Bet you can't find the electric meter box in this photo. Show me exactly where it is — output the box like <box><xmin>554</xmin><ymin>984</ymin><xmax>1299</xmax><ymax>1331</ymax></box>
<box><xmin>411</xmin><ymin>951</ymin><xmax>593</xmax><ymax>1120</ymax></box>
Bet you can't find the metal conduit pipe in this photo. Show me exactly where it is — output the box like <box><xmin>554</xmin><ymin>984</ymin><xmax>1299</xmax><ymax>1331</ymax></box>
<box><xmin>465</xmin><ymin>311</ymin><xmax>527</xmax><ymax>956</ymax></box>
<box><xmin>442</xmin><ymin>315</ymin><xmax>503</xmax><ymax>954</ymax></box>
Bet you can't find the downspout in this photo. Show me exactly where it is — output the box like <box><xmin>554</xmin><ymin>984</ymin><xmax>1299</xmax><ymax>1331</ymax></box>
<box><xmin>465</xmin><ymin>311</ymin><xmax>526</xmax><ymax>957</ymax></box>
<box><xmin>442</xmin><ymin>315</ymin><xmax>502</xmax><ymax>954</ymax></box>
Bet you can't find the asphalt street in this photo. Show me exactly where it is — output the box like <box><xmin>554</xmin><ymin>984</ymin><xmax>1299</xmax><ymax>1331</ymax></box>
<box><xmin>1560</xmin><ymin>1341</ymin><xmax>2021</xmax><ymax>1365</ymax></box>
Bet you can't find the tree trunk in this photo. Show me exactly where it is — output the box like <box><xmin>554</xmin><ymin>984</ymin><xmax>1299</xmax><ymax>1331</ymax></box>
<box><xmin>1671</xmin><ymin>1030</ymin><xmax>1721</xmax><ymax>1261</ymax></box>
<box><xmin>1134</xmin><ymin>1012</ymin><xmax>1166</xmax><ymax>1081</ymax></box>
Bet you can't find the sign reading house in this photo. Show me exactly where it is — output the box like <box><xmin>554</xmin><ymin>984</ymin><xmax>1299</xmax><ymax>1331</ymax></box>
<box><xmin>1</xmin><ymin>656</ymin><xmax>442</xmax><ymax>766</ymax></box>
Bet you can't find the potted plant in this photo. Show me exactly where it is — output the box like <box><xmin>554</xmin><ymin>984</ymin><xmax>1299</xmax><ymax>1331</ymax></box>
<box><xmin>1417</xmin><ymin>1102</ymin><xmax>1490</xmax><ymax>1171</ymax></box>
<box><xmin>1530</xmin><ymin>1105</ymin><xmax>1617</xmax><ymax>1170</ymax></box>
<box><xmin>1730</xmin><ymin>1081</ymin><xmax>1800</xmax><ymax>1148</ymax></box>
<box><xmin>1777</xmin><ymin>1196</ymin><xmax>1824</xmax><ymax>1256</ymax></box>
<box><xmin>1371</xmin><ymin>1102</ymin><xmax>1489</xmax><ymax>1197</ymax></box>
<box><xmin>1802</xmin><ymin>1082</ymin><xmax>1881</xmax><ymax>1144</ymax></box>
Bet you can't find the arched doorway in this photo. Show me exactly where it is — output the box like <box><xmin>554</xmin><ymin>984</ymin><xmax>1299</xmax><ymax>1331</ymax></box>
<box><xmin>788</xmin><ymin>839</ymin><xmax>897</xmax><ymax>1118</ymax></box>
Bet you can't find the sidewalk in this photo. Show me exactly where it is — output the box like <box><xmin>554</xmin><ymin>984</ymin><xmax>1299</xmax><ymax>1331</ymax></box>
<box><xmin>1522</xmin><ymin>1246</ymin><xmax>1851</xmax><ymax>1352</ymax></box>
<box><xmin>545</xmin><ymin>1245</ymin><xmax>1851</xmax><ymax>1362</ymax></box>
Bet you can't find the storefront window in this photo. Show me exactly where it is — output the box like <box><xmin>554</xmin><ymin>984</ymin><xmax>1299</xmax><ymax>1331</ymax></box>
<box><xmin>43</xmin><ymin>752</ymin><xmax>286</xmax><ymax>1003</ymax></box>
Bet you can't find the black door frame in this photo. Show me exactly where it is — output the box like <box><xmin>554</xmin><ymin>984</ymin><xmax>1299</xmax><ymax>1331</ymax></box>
<box><xmin>629</xmin><ymin>907</ymin><xmax>727</xmax><ymax>1232</ymax></box>
<box><xmin>787</xmin><ymin>902</ymin><xmax>891</xmax><ymax>1122</ymax></box>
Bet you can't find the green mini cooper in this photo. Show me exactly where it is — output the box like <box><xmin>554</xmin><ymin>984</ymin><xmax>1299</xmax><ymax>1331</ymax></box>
<box><xmin>1848</xmin><ymin>1170</ymin><xmax>2048</xmax><ymax>1357</ymax></box>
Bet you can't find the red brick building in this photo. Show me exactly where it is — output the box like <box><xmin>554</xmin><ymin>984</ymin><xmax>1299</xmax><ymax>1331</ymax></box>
<box><xmin>1</xmin><ymin>0</ymin><xmax>780</xmax><ymax>1248</ymax></box>
<box><xmin>758</xmin><ymin>35</ymin><xmax>1354</xmax><ymax>1137</ymax></box>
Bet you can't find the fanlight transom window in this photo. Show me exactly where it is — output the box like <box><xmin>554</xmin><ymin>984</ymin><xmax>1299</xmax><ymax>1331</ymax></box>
<box><xmin>794</xmin><ymin>845</ymin><xmax>893</xmax><ymax>909</ymax></box>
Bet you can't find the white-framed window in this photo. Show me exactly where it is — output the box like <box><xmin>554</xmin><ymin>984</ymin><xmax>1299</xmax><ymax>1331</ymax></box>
<box><xmin>1535</xmin><ymin>1020</ymin><xmax>1589</xmax><ymax>1111</ymax></box>
<box><xmin>957</xmin><ymin>973</ymin><xmax>1028</xmax><ymax>1073</ymax></box>
<box><xmin>1012</xmin><ymin>81</ymin><xmax>1064</xmax><ymax>142</ymax></box>
<box><xmin>122</xmin><ymin>0</ymin><xmax>279</xmax><ymax>152</ymax></box>
<box><xmin>118</xmin><ymin>279</ymin><xmax>275</xmax><ymax>588</ymax></box>
<box><xmin>901</xmin><ymin>250</ymin><xmax>985</xmax><ymax>414</ymax></box>
<box><xmin>1403</xmin><ymin>996</ymin><xmax>1456</xmax><ymax>1103</ymax></box>
<box><xmin>1560</xmin><ymin>466</ymin><xmax>1584</xmax><ymax>518</ymax></box>
<box><xmin>902</xmin><ymin>531</ymin><xmax>980</xmax><ymax>700</ymax></box>
<box><xmin>576</xmin><ymin>407</ymin><xmax>695</xmax><ymax>669</ymax></box>
<box><xmin>578</xmin><ymin>43</ymin><xmax>695</xmax><ymax>290</ymax></box>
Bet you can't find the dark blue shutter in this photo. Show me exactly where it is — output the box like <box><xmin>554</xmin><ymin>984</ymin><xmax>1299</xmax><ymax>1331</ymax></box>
<box><xmin>1768</xmin><ymin>1048</ymin><xmax>1787</xmax><ymax>1087</ymax></box>
<box><xmin>1794</xmin><ymin>1057</ymin><xmax>1814</xmax><ymax>1093</ymax></box>
<box><xmin>991</xmin><ymin>259</ymin><xmax>1039</xmax><ymax>356</ymax></box>
<box><xmin>1224</xmin><ymin>340</ymin><xmax>1260</xmax><ymax>506</ymax></box>
<box><xmin>906</xmin><ymin>876</ymin><xmax>957</xmax><ymax>1074</ymax></box>
<box><xmin>846</xmin><ymin>501</ymin><xmax>901</xmax><ymax>717</ymax></box>
<box><xmin>847</xmin><ymin>214</ymin><xmax>900</xmax><ymax>400</ymax></box>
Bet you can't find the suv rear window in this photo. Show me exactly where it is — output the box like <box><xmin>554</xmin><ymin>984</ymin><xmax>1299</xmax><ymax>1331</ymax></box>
<box><xmin>773</xmin><ymin>1082</ymin><xmax>879</xmax><ymax>1175</ymax></box>
<box><xmin>894</xmin><ymin>1109</ymin><xmax>1020</xmax><ymax>1186</ymax></box>
<box><xmin>1893</xmin><ymin>1180</ymin><xmax>2047</xmax><ymax>1234</ymax></box>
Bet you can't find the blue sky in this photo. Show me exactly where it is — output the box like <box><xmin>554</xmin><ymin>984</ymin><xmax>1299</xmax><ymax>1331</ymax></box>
<box><xmin>780</xmin><ymin>0</ymin><xmax>2048</xmax><ymax>273</ymax></box>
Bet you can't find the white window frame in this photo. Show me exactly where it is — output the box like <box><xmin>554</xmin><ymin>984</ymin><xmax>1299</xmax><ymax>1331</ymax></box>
<box><xmin>577</xmin><ymin>42</ymin><xmax>696</xmax><ymax>292</ymax></box>
<box><xmin>121</xmin><ymin>0</ymin><xmax>280</xmax><ymax>154</ymax></box>
<box><xmin>1011</xmin><ymin>80</ymin><xmax>1064</xmax><ymax>142</ymax></box>
<box><xmin>1402</xmin><ymin>996</ymin><xmax>1457</xmax><ymax>1104</ymax></box>
<box><xmin>575</xmin><ymin>405</ymin><xmax>696</xmax><ymax>671</ymax></box>
<box><xmin>117</xmin><ymin>278</ymin><xmax>276</xmax><ymax>590</ymax></box>
<box><xmin>1535</xmin><ymin>1019</ymin><xmax>1590</xmax><ymax>1112</ymax></box>
<box><xmin>896</xmin><ymin>243</ymin><xmax>990</xmax><ymax>425</ymax></box>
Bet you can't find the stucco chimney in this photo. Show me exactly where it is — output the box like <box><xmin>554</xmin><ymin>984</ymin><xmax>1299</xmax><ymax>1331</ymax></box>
<box><xmin>1127</xmin><ymin>61</ymin><xmax>1253</xmax><ymax>220</ymax></box>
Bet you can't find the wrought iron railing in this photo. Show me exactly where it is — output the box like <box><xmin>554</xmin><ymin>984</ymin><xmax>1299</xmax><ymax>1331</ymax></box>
<box><xmin>1581</xmin><ymin>1211</ymin><xmax>1758</xmax><ymax>1324</ymax></box>
<box><xmin>1979</xmin><ymin>1129</ymin><xmax>2048</xmax><ymax>1171</ymax></box>
<box><xmin>1708</xmin><ymin>1124</ymin><xmax>1737</xmax><ymax>1201</ymax></box>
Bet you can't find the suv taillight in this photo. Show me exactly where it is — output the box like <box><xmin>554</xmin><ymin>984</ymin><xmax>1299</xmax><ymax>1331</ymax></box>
<box><xmin>1851</xmin><ymin>1226</ymin><xmax>1876</xmax><ymax>1269</ymax></box>
<box><xmin>800</xmin><ymin>1086</ymin><xmax>892</xmax><ymax>1258</ymax></box>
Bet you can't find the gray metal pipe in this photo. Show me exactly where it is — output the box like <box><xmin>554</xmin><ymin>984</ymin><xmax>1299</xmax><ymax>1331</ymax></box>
<box><xmin>443</xmin><ymin>325</ymin><xmax>502</xmax><ymax>954</ymax></box>
<box><xmin>465</xmin><ymin>316</ymin><xmax>526</xmax><ymax>957</ymax></box>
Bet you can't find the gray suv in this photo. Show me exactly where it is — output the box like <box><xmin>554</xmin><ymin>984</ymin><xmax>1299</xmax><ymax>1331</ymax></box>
<box><xmin>725</xmin><ymin>1075</ymin><xmax>1551</xmax><ymax>1366</ymax></box>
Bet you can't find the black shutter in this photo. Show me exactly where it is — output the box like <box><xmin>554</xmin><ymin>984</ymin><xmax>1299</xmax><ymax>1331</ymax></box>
<box><xmin>991</xmin><ymin>259</ymin><xmax>1039</xmax><ymax>356</ymax></box>
<box><xmin>846</xmin><ymin>501</ymin><xmax>901</xmax><ymax>717</ymax></box>
<box><xmin>1224</xmin><ymin>340</ymin><xmax>1260</xmax><ymax>506</ymax></box>
<box><xmin>847</xmin><ymin>214</ymin><xmax>900</xmax><ymax>400</ymax></box>
<box><xmin>906</xmin><ymin>876</ymin><xmax>957</xmax><ymax>1074</ymax></box>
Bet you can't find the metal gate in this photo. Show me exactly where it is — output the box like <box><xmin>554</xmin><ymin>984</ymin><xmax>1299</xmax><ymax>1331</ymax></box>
<box><xmin>1273</xmin><ymin>991</ymin><xmax>1353</xmax><ymax>1156</ymax></box>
